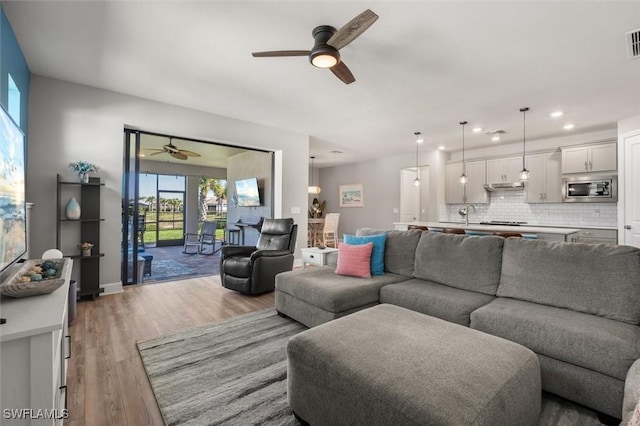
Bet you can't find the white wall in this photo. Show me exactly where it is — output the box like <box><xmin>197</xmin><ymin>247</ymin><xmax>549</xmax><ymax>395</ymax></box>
<box><xmin>317</xmin><ymin>149</ymin><xmax>446</xmax><ymax>235</ymax></box>
<box><xmin>27</xmin><ymin>76</ymin><xmax>309</xmax><ymax>292</ymax></box>
<box><xmin>226</xmin><ymin>150</ymin><xmax>273</xmax><ymax>247</ymax></box>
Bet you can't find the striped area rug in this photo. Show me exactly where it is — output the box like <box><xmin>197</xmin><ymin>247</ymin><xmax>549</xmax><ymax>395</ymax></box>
<box><xmin>138</xmin><ymin>309</ymin><xmax>606</xmax><ymax>426</ymax></box>
<box><xmin>137</xmin><ymin>310</ymin><xmax>305</xmax><ymax>425</ymax></box>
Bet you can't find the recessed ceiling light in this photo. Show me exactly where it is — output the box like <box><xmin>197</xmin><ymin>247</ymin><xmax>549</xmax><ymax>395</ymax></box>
<box><xmin>550</xmin><ymin>111</ymin><xmax>564</xmax><ymax>118</ymax></box>
<box><xmin>438</xmin><ymin>146</ymin><xmax>446</xmax><ymax>150</ymax></box>
<box><xmin>472</xmin><ymin>127</ymin><xmax>482</xmax><ymax>133</ymax></box>
<box><xmin>563</xmin><ymin>123</ymin><xmax>575</xmax><ymax>130</ymax></box>
<box><xmin>491</xmin><ymin>135</ymin><xmax>500</xmax><ymax>142</ymax></box>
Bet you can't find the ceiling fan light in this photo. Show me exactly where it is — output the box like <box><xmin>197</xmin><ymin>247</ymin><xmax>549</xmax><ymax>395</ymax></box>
<box><xmin>311</xmin><ymin>52</ymin><xmax>338</xmax><ymax>68</ymax></box>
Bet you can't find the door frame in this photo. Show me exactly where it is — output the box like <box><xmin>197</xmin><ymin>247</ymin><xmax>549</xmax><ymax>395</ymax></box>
<box><xmin>618</xmin><ymin>129</ymin><xmax>640</xmax><ymax>246</ymax></box>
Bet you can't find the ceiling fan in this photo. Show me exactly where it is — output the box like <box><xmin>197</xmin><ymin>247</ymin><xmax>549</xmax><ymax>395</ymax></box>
<box><xmin>251</xmin><ymin>9</ymin><xmax>378</xmax><ymax>84</ymax></box>
<box><xmin>145</xmin><ymin>139</ymin><xmax>201</xmax><ymax>161</ymax></box>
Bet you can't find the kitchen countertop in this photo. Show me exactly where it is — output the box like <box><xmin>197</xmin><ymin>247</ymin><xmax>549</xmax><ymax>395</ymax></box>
<box><xmin>394</xmin><ymin>222</ymin><xmax>580</xmax><ymax>235</ymax></box>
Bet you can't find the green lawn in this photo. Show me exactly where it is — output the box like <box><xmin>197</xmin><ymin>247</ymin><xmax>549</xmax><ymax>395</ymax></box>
<box><xmin>141</xmin><ymin>213</ymin><xmax>226</xmax><ymax>243</ymax></box>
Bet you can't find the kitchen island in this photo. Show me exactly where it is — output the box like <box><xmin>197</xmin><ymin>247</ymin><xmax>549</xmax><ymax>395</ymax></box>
<box><xmin>393</xmin><ymin>222</ymin><xmax>580</xmax><ymax>242</ymax></box>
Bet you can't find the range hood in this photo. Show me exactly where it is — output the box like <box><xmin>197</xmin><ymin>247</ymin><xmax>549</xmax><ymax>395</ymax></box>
<box><xmin>483</xmin><ymin>182</ymin><xmax>524</xmax><ymax>191</ymax></box>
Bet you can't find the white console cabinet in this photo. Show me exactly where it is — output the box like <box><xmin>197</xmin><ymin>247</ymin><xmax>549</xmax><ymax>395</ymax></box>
<box><xmin>0</xmin><ymin>259</ymin><xmax>72</xmax><ymax>425</ymax></box>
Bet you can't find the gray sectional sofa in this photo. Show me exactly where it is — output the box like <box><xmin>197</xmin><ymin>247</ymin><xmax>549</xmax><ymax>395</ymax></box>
<box><xmin>275</xmin><ymin>228</ymin><xmax>640</xmax><ymax>419</ymax></box>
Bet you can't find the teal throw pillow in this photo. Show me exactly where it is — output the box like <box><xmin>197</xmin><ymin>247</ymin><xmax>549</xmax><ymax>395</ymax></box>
<box><xmin>343</xmin><ymin>233</ymin><xmax>387</xmax><ymax>275</ymax></box>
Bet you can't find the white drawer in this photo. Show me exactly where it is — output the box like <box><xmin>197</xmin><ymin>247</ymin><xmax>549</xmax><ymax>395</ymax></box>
<box><xmin>301</xmin><ymin>250</ymin><xmax>325</xmax><ymax>266</ymax></box>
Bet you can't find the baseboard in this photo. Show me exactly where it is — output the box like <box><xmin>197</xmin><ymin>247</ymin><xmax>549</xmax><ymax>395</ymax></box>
<box><xmin>293</xmin><ymin>259</ymin><xmax>304</xmax><ymax>268</ymax></box>
<box><xmin>100</xmin><ymin>281</ymin><xmax>124</xmax><ymax>295</ymax></box>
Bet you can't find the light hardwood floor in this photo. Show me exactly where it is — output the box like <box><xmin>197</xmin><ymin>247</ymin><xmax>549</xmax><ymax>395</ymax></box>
<box><xmin>66</xmin><ymin>276</ymin><xmax>275</xmax><ymax>426</ymax></box>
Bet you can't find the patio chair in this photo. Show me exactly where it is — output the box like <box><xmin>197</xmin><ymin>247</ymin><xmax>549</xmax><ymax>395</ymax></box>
<box><xmin>183</xmin><ymin>220</ymin><xmax>223</xmax><ymax>255</ymax></box>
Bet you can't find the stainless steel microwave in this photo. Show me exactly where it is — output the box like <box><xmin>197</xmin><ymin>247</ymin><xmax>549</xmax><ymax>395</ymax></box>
<box><xmin>562</xmin><ymin>176</ymin><xmax>617</xmax><ymax>203</ymax></box>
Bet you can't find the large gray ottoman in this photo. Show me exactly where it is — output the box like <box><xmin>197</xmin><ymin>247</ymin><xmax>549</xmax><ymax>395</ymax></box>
<box><xmin>287</xmin><ymin>304</ymin><xmax>541</xmax><ymax>425</ymax></box>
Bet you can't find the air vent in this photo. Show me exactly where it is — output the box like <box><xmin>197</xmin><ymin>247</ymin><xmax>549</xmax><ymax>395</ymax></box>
<box><xmin>627</xmin><ymin>29</ymin><xmax>640</xmax><ymax>59</ymax></box>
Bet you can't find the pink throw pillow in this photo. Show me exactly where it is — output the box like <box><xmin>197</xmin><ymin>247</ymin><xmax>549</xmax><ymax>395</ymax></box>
<box><xmin>335</xmin><ymin>242</ymin><xmax>373</xmax><ymax>279</ymax></box>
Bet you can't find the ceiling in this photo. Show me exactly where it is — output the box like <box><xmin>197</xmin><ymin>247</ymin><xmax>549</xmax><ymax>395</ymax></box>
<box><xmin>4</xmin><ymin>1</ymin><xmax>640</xmax><ymax>167</ymax></box>
<box><xmin>138</xmin><ymin>133</ymin><xmax>248</xmax><ymax>168</ymax></box>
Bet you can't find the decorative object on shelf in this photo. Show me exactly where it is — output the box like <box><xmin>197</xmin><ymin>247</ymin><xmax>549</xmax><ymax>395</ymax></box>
<box><xmin>308</xmin><ymin>156</ymin><xmax>321</xmax><ymax>194</ymax></box>
<box><xmin>339</xmin><ymin>183</ymin><xmax>364</xmax><ymax>208</ymax></box>
<box><xmin>65</xmin><ymin>197</ymin><xmax>81</xmax><ymax>220</ymax></box>
<box><xmin>459</xmin><ymin>121</ymin><xmax>468</xmax><ymax>185</ymax></box>
<box><xmin>309</xmin><ymin>198</ymin><xmax>326</xmax><ymax>218</ymax></box>
<box><xmin>68</xmin><ymin>161</ymin><xmax>98</xmax><ymax>183</ymax></box>
<box><xmin>0</xmin><ymin>258</ymin><xmax>69</xmax><ymax>297</ymax></box>
<box><xmin>519</xmin><ymin>107</ymin><xmax>530</xmax><ymax>182</ymax></box>
<box><xmin>78</xmin><ymin>242</ymin><xmax>94</xmax><ymax>256</ymax></box>
<box><xmin>414</xmin><ymin>131</ymin><xmax>423</xmax><ymax>186</ymax></box>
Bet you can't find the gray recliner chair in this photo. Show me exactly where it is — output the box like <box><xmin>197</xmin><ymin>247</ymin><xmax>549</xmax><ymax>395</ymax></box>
<box><xmin>220</xmin><ymin>218</ymin><xmax>297</xmax><ymax>295</ymax></box>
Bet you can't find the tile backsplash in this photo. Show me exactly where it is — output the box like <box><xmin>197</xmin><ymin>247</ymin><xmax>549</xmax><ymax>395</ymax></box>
<box><xmin>440</xmin><ymin>189</ymin><xmax>617</xmax><ymax>228</ymax></box>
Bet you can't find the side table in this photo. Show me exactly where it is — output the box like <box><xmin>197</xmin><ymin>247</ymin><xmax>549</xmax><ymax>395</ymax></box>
<box><xmin>301</xmin><ymin>247</ymin><xmax>338</xmax><ymax>268</ymax></box>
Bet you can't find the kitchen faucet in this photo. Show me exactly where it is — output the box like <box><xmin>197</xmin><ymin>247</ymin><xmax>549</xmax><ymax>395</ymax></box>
<box><xmin>458</xmin><ymin>204</ymin><xmax>476</xmax><ymax>227</ymax></box>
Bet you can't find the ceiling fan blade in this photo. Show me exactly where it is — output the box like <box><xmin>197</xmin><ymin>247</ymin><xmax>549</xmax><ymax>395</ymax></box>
<box><xmin>330</xmin><ymin>61</ymin><xmax>356</xmax><ymax>84</ymax></box>
<box><xmin>170</xmin><ymin>152</ymin><xmax>188</xmax><ymax>160</ymax></box>
<box><xmin>327</xmin><ymin>9</ymin><xmax>378</xmax><ymax>50</ymax></box>
<box><xmin>144</xmin><ymin>148</ymin><xmax>164</xmax><ymax>152</ymax></box>
<box><xmin>252</xmin><ymin>50</ymin><xmax>310</xmax><ymax>57</ymax></box>
<box><xmin>148</xmin><ymin>151</ymin><xmax>166</xmax><ymax>156</ymax></box>
<box><xmin>179</xmin><ymin>150</ymin><xmax>201</xmax><ymax>157</ymax></box>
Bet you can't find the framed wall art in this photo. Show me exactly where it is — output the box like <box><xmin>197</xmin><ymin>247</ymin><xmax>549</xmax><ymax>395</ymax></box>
<box><xmin>339</xmin><ymin>183</ymin><xmax>364</xmax><ymax>208</ymax></box>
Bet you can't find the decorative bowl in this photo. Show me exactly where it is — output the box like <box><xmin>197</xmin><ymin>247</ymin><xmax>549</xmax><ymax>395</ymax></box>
<box><xmin>0</xmin><ymin>258</ymin><xmax>70</xmax><ymax>298</ymax></box>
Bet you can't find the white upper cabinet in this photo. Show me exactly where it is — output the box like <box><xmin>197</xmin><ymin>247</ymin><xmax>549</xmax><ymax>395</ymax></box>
<box><xmin>445</xmin><ymin>163</ymin><xmax>465</xmax><ymax>204</ymax></box>
<box><xmin>487</xmin><ymin>156</ymin><xmax>523</xmax><ymax>183</ymax></box>
<box><xmin>525</xmin><ymin>151</ymin><xmax>562</xmax><ymax>203</ymax></box>
<box><xmin>561</xmin><ymin>142</ymin><xmax>616</xmax><ymax>174</ymax></box>
<box><xmin>446</xmin><ymin>161</ymin><xmax>488</xmax><ymax>204</ymax></box>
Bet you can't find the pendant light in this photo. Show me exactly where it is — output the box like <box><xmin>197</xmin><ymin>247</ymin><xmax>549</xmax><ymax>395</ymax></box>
<box><xmin>308</xmin><ymin>156</ymin><xmax>321</xmax><ymax>194</ymax></box>
<box><xmin>414</xmin><ymin>132</ymin><xmax>423</xmax><ymax>186</ymax></box>
<box><xmin>459</xmin><ymin>121</ymin><xmax>468</xmax><ymax>185</ymax></box>
<box><xmin>519</xmin><ymin>107</ymin><xmax>530</xmax><ymax>182</ymax></box>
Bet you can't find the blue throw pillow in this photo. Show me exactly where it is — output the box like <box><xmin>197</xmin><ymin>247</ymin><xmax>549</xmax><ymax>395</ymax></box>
<box><xmin>343</xmin><ymin>233</ymin><xmax>387</xmax><ymax>275</ymax></box>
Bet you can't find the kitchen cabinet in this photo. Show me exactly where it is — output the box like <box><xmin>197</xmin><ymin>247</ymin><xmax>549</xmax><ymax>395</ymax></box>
<box><xmin>561</xmin><ymin>142</ymin><xmax>616</xmax><ymax>174</ymax></box>
<box><xmin>525</xmin><ymin>151</ymin><xmax>562</xmax><ymax>203</ymax></box>
<box><xmin>574</xmin><ymin>228</ymin><xmax>617</xmax><ymax>244</ymax></box>
<box><xmin>445</xmin><ymin>161</ymin><xmax>488</xmax><ymax>204</ymax></box>
<box><xmin>56</xmin><ymin>174</ymin><xmax>104</xmax><ymax>298</ymax></box>
<box><xmin>486</xmin><ymin>156</ymin><xmax>523</xmax><ymax>183</ymax></box>
<box><xmin>0</xmin><ymin>260</ymin><xmax>72</xmax><ymax>425</ymax></box>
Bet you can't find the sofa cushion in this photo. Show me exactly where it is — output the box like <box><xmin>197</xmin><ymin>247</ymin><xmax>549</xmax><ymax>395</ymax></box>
<box><xmin>344</xmin><ymin>233</ymin><xmax>386</xmax><ymax>275</ymax></box>
<box><xmin>335</xmin><ymin>242</ymin><xmax>373</xmax><ymax>279</ymax></box>
<box><xmin>497</xmin><ymin>238</ymin><xmax>640</xmax><ymax>324</ymax></box>
<box><xmin>275</xmin><ymin>267</ymin><xmax>407</xmax><ymax>313</ymax></box>
<box><xmin>380</xmin><ymin>279</ymin><xmax>495</xmax><ymax>326</ymax></box>
<box><xmin>470</xmin><ymin>297</ymin><xmax>640</xmax><ymax>381</ymax></box>
<box><xmin>356</xmin><ymin>228</ymin><xmax>422</xmax><ymax>277</ymax></box>
<box><xmin>413</xmin><ymin>233</ymin><xmax>504</xmax><ymax>295</ymax></box>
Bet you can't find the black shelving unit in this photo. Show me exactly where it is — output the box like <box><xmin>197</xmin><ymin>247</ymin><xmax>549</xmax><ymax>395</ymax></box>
<box><xmin>56</xmin><ymin>174</ymin><xmax>105</xmax><ymax>298</ymax></box>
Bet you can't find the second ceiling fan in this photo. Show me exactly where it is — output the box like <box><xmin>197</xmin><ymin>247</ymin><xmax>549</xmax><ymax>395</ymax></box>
<box><xmin>145</xmin><ymin>138</ymin><xmax>201</xmax><ymax>161</ymax></box>
<box><xmin>252</xmin><ymin>9</ymin><xmax>378</xmax><ymax>84</ymax></box>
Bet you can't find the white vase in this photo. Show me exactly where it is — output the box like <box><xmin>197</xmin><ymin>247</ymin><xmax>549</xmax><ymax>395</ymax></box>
<box><xmin>82</xmin><ymin>248</ymin><xmax>91</xmax><ymax>256</ymax></box>
<box><xmin>80</xmin><ymin>173</ymin><xmax>89</xmax><ymax>183</ymax></box>
<box><xmin>65</xmin><ymin>197</ymin><xmax>81</xmax><ymax>220</ymax></box>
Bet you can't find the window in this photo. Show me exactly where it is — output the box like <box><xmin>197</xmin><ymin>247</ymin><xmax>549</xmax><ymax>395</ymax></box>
<box><xmin>8</xmin><ymin>74</ymin><xmax>20</xmax><ymax>125</ymax></box>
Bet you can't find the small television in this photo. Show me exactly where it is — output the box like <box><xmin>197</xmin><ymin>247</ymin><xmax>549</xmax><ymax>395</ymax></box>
<box><xmin>0</xmin><ymin>104</ymin><xmax>27</xmax><ymax>272</ymax></box>
<box><xmin>235</xmin><ymin>177</ymin><xmax>261</xmax><ymax>207</ymax></box>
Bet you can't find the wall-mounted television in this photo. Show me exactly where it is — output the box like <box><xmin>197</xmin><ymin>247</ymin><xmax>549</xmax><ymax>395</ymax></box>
<box><xmin>0</xmin><ymin>104</ymin><xmax>27</xmax><ymax>272</ymax></box>
<box><xmin>235</xmin><ymin>177</ymin><xmax>261</xmax><ymax>207</ymax></box>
